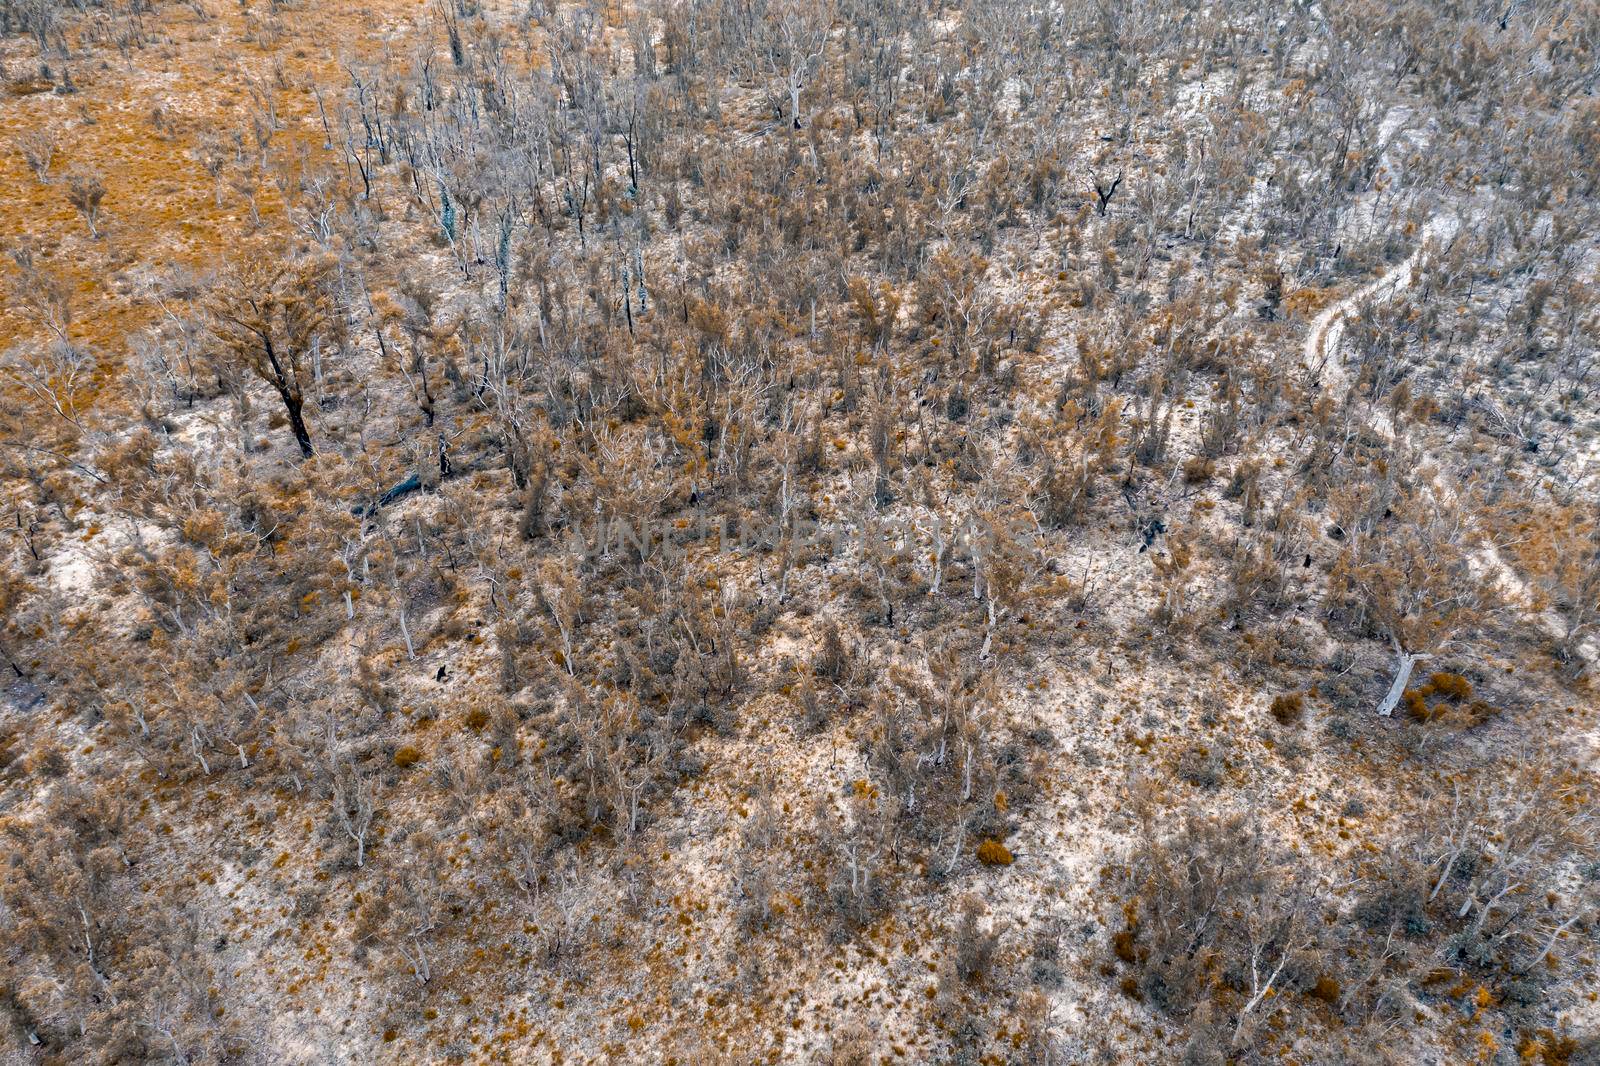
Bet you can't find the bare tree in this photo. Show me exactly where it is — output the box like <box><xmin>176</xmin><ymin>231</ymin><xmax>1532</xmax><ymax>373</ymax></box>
<box><xmin>385</xmin><ymin>832</ymin><xmax>443</xmax><ymax>984</ymax></box>
<box><xmin>537</xmin><ymin>557</ymin><xmax>582</xmax><ymax>676</ymax></box>
<box><xmin>331</xmin><ymin>762</ymin><xmax>378</xmax><ymax>868</ymax></box>
<box><xmin>1327</xmin><ymin>481</ymin><xmax>1489</xmax><ymax>716</ymax></box>
<box><xmin>763</xmin><ymin>0</ymin><xmax>833</xmax><ymax>129</ymax></box>
<box><xmin>16</xmin><ymin>129</ymin><xmax>56</xmax><ymax>183</ymax></box>
<box><xmin>65</xmin><ymin>171</ymin><xmax>106</xmax><ymax>238</ymax></box>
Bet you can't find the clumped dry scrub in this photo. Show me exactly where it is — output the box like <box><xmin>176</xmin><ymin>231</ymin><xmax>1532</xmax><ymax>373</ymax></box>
<box><xmin>1</xmin><ymin>0</ymin><xmax>1599</xmax><ymax>1062</ymax></box>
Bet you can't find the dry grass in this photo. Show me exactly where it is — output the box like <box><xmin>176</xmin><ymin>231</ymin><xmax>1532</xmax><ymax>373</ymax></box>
<box><xmin>0</xmin><ymin>1</ymin><xmax>423</xmax><ymax>360</ymax></box>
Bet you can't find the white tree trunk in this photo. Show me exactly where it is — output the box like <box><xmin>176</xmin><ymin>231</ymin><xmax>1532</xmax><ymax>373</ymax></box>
<box><xmin>398</xmin><ymin>607</ymin><xmax>416</xmax><ymax>661</ymax></box>
<box><xmin>1377</xmin><ymin>640</ymin><xmax>1430</xmax><ymax>716</ymax></box>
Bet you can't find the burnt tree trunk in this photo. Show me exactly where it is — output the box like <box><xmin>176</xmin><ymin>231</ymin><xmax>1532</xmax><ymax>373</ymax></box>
<box><xmin>280</xmin><ymin>386</ymin><xmax>315</xmax><ymax>458</ymax></box>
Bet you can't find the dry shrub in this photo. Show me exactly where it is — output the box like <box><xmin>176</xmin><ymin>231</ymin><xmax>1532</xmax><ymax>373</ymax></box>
<box><xmin>1401</xmin><ymin>687</ymin><xmax>1437</xmax><ymax>722</ymax></box>
<box><xmin>1175</xmin><ymin>743</ymin><xmax>1221</xmax><ymax>789</ymax></box>
<box><xmin>28</xmin><ymin>739</ymin><xmax>68</xmax><ymax>778</ymax></box>
<box><xmin>828</xmin><ymin>1021</ymin><xmax>875</xmax><ymax>1065</ymax></box>
<box><xmin>815</xmin><ymin>620</ymin><xmax>849</xmax><ymax>683</ymax></box>
<box><xmin>976</xmin><ymin>839</ymin><xmax>1014</xmax><ymax>866</ymax></box>
<box><xmin>1112</xmin><ymin>927</ymin><xmax>1139</xmax><ymax>965</ymax></box>
<box><xmin>393</xmin><ymin>745</ymin><xmax>423</xmax><ymax>769</ymax></box>
<box><xmin>1119</xmin><ymin>811</ymin><xmax>1317</xmax><ymax>1017</ymax></box>
<box><xmin>952</xmin><ymin>894</ymin><xmax>1004</xmax><ymax>982</ymax></box>
<box><xmin>1268</xmin><ymin>691</ymin><xmax>1305</xmax><ymax>725</ymax></box>
<box><xmin>1518</xmin><ymin>1030</ymin><xmax>1585</xmax><ymax>1066</ymax></box>
<box><xmin>0</xmin><ymin>728</ymin><xmax>17</xmax><ymax>775</ymax></box>
<box><xmin>1427</xmin><ymin>672</ymin><xmax>1472</xmax><ymax>700</ymax></box>
<box><xmin>1402</xmin><ymin>672</ymin><xmax>1487</xmax><ymax>726</ymax></box>
<box><xmin>1182</xmin><ymin>456</ymin><xmax>1216</xmax><ymax>484</ymax></box>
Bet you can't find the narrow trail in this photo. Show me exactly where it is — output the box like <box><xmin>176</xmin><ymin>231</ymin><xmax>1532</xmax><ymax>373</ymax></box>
<box><xmin>1299</xmin><ymin>216</ymin><xmax>1597</xmax><ymax>687</ymax></box>
<box><xmin>1302</xmin><ymin>216</ymin><xmax>1460</xmax><ymax>408</ymax></box>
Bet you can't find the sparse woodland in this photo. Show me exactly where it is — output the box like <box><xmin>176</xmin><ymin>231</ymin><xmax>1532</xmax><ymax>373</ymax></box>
<box><xmin>1</xmin><ymin>0</ymin><xmax>1599</xmax><ymax>1062</ymax></box>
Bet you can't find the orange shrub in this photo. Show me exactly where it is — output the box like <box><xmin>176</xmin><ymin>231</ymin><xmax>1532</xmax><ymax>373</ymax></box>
<box><xmin>1427</xmin><ymin>672</ymin><xmax>1472</xmax><ymax>701</ymax></box>
<box><xmin>1402</xmin><ymin>689</ymin><xmax>1438</xmax><ymax>722</ymax></box>
<box><xmin>976</xmin><ymin>840</ymin><xmax>1014</xmax><ymax>866</ymax></box>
